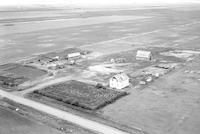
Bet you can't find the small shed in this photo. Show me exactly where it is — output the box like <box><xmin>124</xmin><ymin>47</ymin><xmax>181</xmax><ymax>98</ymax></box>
<box><xmin>136</xmin><ymin>50</ymin><xmax>152</xmax><ymax>61</ymax></box>
<box><xmin>109</xmin><ymin>73</ymin><xmax>129</xmax><ymax>90</ymax></box>
<box><xmin>67</xmin><ymin>52</ymin><xmax>81</xmax><ymax>60</ymax></box>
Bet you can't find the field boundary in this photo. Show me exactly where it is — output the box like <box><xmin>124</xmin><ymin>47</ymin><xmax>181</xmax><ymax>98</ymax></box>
<box><xmin>0</xmin><ymin>89</ymin><xmax>129</xmax><ymax>134</ymax></box>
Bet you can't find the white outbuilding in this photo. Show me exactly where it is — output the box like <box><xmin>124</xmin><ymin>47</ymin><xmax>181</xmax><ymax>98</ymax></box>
<box><xmin>67</xmin><ymin>52</ymin><xmax>81</xmax><ymax>60</ymax></box>
<box><xmin>109</xmin><ymin>73</ymin><xmax>130</xmax><ymax>90</ymax></box>
<box><xmin>136</xmin><ymin>50</ymin><xmax>152</xmax><ymax>61</ymax></box>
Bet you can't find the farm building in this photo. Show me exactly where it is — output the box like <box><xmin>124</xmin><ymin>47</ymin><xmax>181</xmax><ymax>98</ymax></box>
<box><xmin>46</xmin><ymin>61</ymin><xmax>65</xmax><ymax>70</ymax></box>
<box><xmin>67</xmin><ymin>52</ymin><xmax>81</xmax><ymax>60</ymax></box>
<box><xmin>136</xmin><ymin>50</ymin><xmax>152</xmax><ymax>61</ymax></box>
<box><xmin>109</xmin><ymin>73</ymin><xmax>129</xmax><ymax>89</ymax></box>
<box><xmin>52</xmin><ymin>56</ymin><xmax>60</xmax><ymax>61</ymax></box>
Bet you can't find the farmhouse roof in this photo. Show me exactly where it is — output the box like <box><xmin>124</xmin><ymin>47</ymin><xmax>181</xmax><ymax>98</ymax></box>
<box><xmin>111</xmin><ymin>73</ymin><xmax>129</xmax><ymax>82</ymax></box>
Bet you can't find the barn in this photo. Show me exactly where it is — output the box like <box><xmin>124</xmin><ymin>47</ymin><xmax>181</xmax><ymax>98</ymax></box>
<box><xmin>109</xmin><ymin>73</ymin><xmax>129</xmax><ymax>90</ymax></box>
<box><xmin>67</xmin><ymin>52</ymin><xmax>81</xmax><ymax>60</ymax></box>
<box><xmin>136</xmin><ymin>50</ymin><xmax>152</xmax><ymax>61</ymax></box>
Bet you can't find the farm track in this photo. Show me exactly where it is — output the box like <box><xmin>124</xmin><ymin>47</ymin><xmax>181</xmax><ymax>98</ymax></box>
<box><xmin>0</xmin><ymin>89</ymin><xmax>130</xmax><ymax>134</ymax></box>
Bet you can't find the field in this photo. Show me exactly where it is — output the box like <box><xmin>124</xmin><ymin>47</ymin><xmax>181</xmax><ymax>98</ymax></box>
<box><xmin>0</xmin><ymin>101</ymin><xmax>63</xmax><ymax>134</ymax></box>
<box><xmin>0</xmin><ymin>63</ymin><xmax>47</xmax><ymax>79</ymax></box>
<box><xmin>0</xmin><ymin>63</ymin><xmax>47</xmax><ymax>89</ymax></box>
<box><xmin>100</xmin><ymin>56</ymin><xmax>200</xmax><ymax>134</ymax></box>
<box><xmin>0</xmin><ymin>6</ymin><xmax>200</xmax><ymax>65</ymax></box>
<box><xmin>33</xmin><ymin>80</ymin><xmax>127</xmax><ymax>110</ymax></box>
<box><xmin>0</xmin><ymin>99</ymin><xmax>96</xmax><ymax>134</ymax></box>
<box><xmin>0</xmin><ymin>108</ymin><xmax>65</xmax><ymax>134</ymax></box>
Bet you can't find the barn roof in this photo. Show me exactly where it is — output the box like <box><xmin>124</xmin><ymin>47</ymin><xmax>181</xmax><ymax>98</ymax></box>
<box><xmin>111</xmin><ymin>73</ymin><xmax>129</xmax><ymax>82</ymax></box>
<box><xmin>67</xmin><ymin>52</ymin><xmax>81</xmax><ymax>58</ymax></box>
<box><xmin>136</xmin><ymin>50</ymin><xmax>152</xmax><ymax>58</ymax></box>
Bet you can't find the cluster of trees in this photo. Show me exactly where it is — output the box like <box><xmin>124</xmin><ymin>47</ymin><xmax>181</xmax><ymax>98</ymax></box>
<box><xmin>0</xmin><ymin>76</ymin><xmax>25</xmax><ymax>87</ymax></box>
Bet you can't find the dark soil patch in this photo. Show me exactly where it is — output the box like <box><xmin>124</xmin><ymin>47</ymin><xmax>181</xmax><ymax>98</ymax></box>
<box><xmin>0</xmin><ymin>75</ymin><xmax>28</xmax><ymax>88</ymax></box>
<box><xmin>0</xmin><ymin>63</ymin><xmax>47</xmax><ymax>80</ymax></box>
<box><xmin>33</xmin><ymin>80</ymin><xmax>128</xmax><ymax>110</ymax></box>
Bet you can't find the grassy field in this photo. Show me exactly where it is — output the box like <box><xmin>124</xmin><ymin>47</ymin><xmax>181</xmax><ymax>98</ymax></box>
<box><xmin>100</xmin><ymin>55</ymin><xmax>200</xmax><ymax>134</ymax></box>
<box><xmin>0</xmin><ymin>104</ymin><xmax>64</xmax><ymax>134</ymax></box>
<box><xmin>0</xmin><ymin>63</ymin><xmax>47</xmax><ymax>89</ymax></box>
<box><xmin>0</xmin><ymin>5</ymin><xmax>200</xmax><ymax>64</ymax></box>
<box><xmin>0</xmin><ymin>63</ymin><xmax>47</xmax><ymax>80</ymax></box>
<box><xmin>0</xmin><ymin>98</ymin><xmax>97</xmax><ymax>134</ymax></box>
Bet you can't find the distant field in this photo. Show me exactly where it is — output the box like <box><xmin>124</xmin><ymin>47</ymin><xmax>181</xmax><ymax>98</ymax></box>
<box><xmin>0</xmin><ymin>15</ymin><xmax>149</xmax><ymax>35</ymax></box>
<box><xmin>1</xmin><ymin>6</ymin><xmax>200</xmax><ymax>64</ymax></box>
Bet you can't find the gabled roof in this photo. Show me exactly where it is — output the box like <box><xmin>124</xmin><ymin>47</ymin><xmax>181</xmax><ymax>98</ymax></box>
<box><xmin>136</xmin><ymin>50</ymin><xmax>152</xmax><ymax>58</ymax></box>
<box><xmin>67</xmin><ymin>52</ymin><xmax>81</xmax><ymax>58</ymax></box>
<box><xmin>111</xmin><ymin>73</ymin><xmax>129</xmax><ymax>82</ymax></box>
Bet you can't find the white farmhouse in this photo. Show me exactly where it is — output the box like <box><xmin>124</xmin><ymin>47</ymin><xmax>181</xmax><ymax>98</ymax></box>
<box><xmin>109</xmin><ymin>73</ymin><xmax>129</xmax><ymax>90</ymax></box>
<box><xmin>136</xmin><ymin>50</ymin><xmax>152</xmax><ymax>61</ymax></box>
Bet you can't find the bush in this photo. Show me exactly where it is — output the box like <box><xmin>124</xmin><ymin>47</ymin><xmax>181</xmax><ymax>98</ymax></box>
<box><xmin>96</xmin><ymin>83</ymin><xmax>103</xmax><ymax>89</ymax></box>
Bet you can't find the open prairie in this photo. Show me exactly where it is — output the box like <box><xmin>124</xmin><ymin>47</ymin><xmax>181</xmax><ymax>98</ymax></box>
<box><xmin>0</xmin><ymin>4</ymin><xmax>200</xmax><ymax>134</ymax></box>
<box><xmin>1</xmin><ymin>5</ymin><xmax>200</xmax><ymax>64</ymax></box>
